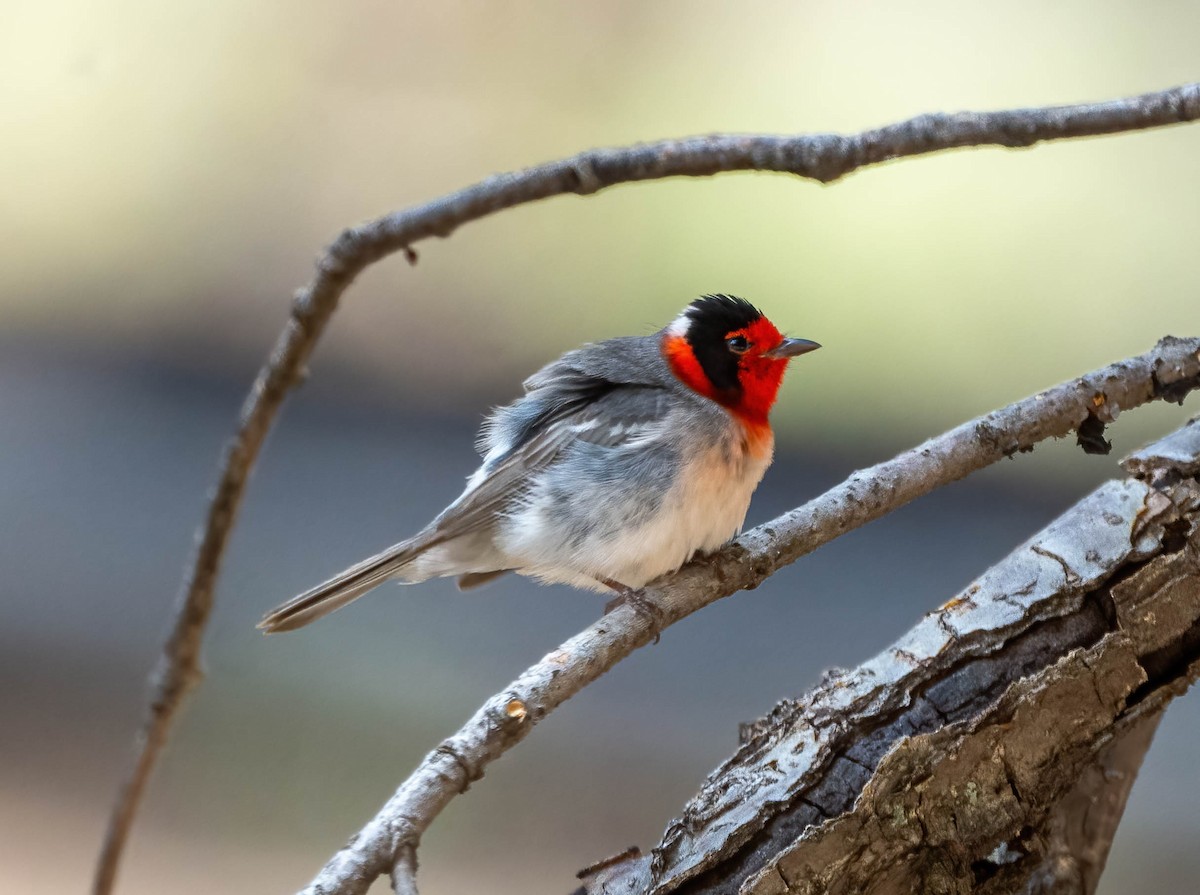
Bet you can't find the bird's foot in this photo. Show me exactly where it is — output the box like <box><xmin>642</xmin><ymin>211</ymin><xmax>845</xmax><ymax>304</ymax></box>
<box><xmin>601</xmin><ymin>580</ymin><xmax>664</xmax><ymax>644</ymax></box>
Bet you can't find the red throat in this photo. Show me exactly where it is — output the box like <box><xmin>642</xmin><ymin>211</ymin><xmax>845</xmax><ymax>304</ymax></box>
<box><xmin>662</xmin><ymin>315</ymin><xmax>790</xmax><ymax>442</ymax></box>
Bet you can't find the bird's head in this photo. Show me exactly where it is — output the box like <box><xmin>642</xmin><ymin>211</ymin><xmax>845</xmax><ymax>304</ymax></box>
<box><xmin>661</xmin><ymin>294</ymin><xmax>820</xmax><ymax>427</ymax></box>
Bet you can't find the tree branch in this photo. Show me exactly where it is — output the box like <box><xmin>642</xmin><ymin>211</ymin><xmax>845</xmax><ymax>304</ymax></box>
<box><xmin>94</xmin><ymin>81</ymin><xmax>1200</xmax><ymax>895</ymax></box>
<box><xmin>389</xmin><ymin>845</ymin><xmax>419</xmax><ymax>895</ymax></box>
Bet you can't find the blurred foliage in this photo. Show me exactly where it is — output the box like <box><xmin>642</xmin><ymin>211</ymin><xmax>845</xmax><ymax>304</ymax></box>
<box><xmin>4</xmin><ymin>4</ymin><xmax>1200</xmax><ymax>894</ymax></box>
<box><xmin>4</xmin><ymin>1</ymin><xmax>1199</xmax><ymax>459</ymax></box>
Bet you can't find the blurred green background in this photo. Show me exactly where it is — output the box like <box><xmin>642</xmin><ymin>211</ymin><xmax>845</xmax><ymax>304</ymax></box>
<box><xmin>3</xmin><ymin>2</ymin><xmax>1199</xmax><ymax>893</ymax></box>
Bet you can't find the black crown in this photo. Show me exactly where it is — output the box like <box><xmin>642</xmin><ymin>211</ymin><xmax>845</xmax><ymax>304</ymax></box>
<box><xmin>685</xmin><ymin>294</ymin><xmax>764</xmax><ymax>333</ymax></box>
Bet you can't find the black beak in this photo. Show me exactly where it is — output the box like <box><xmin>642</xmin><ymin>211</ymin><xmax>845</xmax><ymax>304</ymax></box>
<box><xmin>763</xmin><ymin>337</ymin><xmax>821</xmax><ymax>360</ymax></box>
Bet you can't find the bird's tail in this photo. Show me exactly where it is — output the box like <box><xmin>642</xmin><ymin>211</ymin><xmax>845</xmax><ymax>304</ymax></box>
<box><xmin>258</xmin><ymin>534</ymin><xmax>438</xmax><ymax>634</ymax></box>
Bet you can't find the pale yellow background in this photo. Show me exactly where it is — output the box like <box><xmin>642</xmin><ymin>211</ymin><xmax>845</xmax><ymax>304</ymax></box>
<box><xmin>3</xmin><ymin>2</ymin><xmax>1198</xmax><ymax>893</ymax></box>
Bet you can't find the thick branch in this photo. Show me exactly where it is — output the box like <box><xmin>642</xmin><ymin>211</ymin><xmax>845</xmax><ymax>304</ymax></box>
<box><xmin>736</xmin><ymin>554</ymin><xmax>1198</xmax><ymax>895</ymax></box>
<box><xmin>299</xmin><ymin>350</ymin><xmax>1200</xmax><ymax>895</ymax></box>
<box><xmin>1033</xmin><ymin>710</ymin><xmax>1163</xmax><ymax>893</ymax></box>
<box><xmin>94</xmin><ymin>81</ymin><xmax>1200</xmax><ymax>895</ymax></box>
<box><xmin>576</xmin><ymin>419</ymin><xmax>1200</xmax><ymax>895</ymax></box>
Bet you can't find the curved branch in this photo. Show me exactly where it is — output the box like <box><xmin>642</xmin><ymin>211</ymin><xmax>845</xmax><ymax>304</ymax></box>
<box><xmin>298</xmin><ymin>338</ymin><xmax>1200</xmax><ymax>895</ymax></box>
<box><xmin>93</xmin><ymin>81</ymin><xmax>1200</xmax><ymax>895</ymax></box>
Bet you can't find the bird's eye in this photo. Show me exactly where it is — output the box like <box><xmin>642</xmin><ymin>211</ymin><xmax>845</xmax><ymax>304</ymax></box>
<box><xmin>726</xmin><ymin>335</ymin><xmax>750</xmax><ymax>355</ymax></box>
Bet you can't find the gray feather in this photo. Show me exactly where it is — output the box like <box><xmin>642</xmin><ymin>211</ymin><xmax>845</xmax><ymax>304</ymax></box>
<box><xmin>258</xmin><ymin>533</ymin><xmax>439</xmax><ymax>633</ymax></box>
<box><xmin>456</xmin><ymin>569</ymin><xmax>511</xmax><ymax>590</ymax></box>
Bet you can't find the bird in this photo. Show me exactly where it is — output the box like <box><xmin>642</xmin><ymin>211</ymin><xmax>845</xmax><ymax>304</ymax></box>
<box><xmin>259</xmin><ymin>294</ymin><xmax>820</xmax><ymax>633</ymax></box>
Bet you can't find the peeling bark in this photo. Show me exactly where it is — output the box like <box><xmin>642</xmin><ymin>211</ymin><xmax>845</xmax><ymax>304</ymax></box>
<box><xmin>578</xmin><ymin>419</ymin><xmax>1200</xmax><ymax>895</ymax></box>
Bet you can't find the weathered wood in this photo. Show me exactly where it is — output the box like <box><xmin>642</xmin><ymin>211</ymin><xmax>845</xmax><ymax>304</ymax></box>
<box><xmin>577</xmin><ymin>424</ymin><xmax>1200</xmax><ymax>895</ymax></box>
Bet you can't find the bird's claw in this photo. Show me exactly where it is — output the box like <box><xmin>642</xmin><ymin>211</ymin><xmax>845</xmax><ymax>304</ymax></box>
<box><xmin>602</xmin><ymin>582</ymin><xmax>664</xmax><ymax>644</ymax></box>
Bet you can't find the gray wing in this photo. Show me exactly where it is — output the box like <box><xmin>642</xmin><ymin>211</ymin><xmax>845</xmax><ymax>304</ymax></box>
<box><xmin>260</xmin><ymin>348</ymin><xmax>680</xmax><ymax>632</ymax></box>
<box><xmin>429</xmin><ymin>383</ymin><xmax>676</xmax><ymax>544</ymax></box>
<box><xmin>258</xmin><ymin>389</ymin><xmax>672</xmax><ymax>634</ymax></box>
<box><xmin>475</xmin><ymin>333</ymin><xmax>677</xmax><ymax>459</ymax></box>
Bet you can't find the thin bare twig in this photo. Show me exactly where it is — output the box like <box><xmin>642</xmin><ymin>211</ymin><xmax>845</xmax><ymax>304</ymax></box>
<box><xmin>94</xmin><ymin>81</ymin><xmax>1200</xmax><ymax>895</ymax></box>
<box><xmin>389</xmin><ymin>845</ymin><xmax>419</xmax><ymax>895</ymax></box>
<box><xmin>298</xmin><ymin>338</ymin><xmax>1200</xmax><ymax>895</ymax></box>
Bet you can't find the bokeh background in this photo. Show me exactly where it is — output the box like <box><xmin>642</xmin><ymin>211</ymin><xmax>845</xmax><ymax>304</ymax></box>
<box><xmin>4</xmin><ymin>2</ymin><xmax>1199</xmax><ymax>893</ymax></box>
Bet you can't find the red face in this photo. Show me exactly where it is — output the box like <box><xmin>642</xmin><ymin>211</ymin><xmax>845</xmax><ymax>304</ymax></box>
<box><xmin>663</xmin><ymin>315</ymin><xmax>792</xmax><ymax>429</ymax></box>
<box><xmin>721</xmin><ymin>316</ymin><xmax>793</xmax><ymax>424</ymax></box>
<box><xmin>661</xmin><ymin>295</ymin><xmax>819</xmax><ymax>437</ymax></box>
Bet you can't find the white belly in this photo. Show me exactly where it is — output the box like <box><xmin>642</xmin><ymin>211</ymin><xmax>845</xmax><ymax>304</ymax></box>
<box><xmin>508</xmin><ymin>429</ymin><xmax>774</xmax><ymax>590</ymax></box>
<box><xmin>602</xmin><ymin>442</ymin><xmax>772</xmax><ymax>585</ymax></box>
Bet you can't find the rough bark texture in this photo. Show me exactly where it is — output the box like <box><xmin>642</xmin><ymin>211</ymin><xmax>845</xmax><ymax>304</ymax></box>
<box><xmin>577</xmin><ymin>418</ymin><xmax>1200</xmax><ymax>895</ymax></box>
